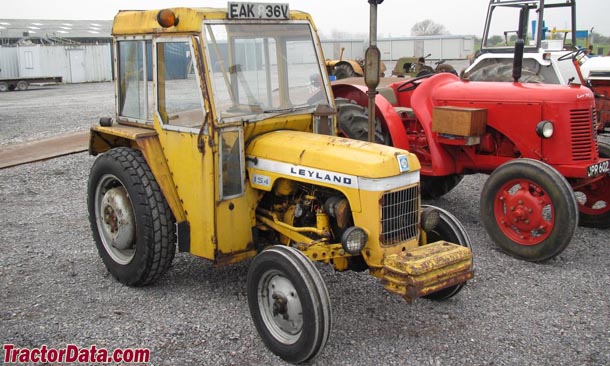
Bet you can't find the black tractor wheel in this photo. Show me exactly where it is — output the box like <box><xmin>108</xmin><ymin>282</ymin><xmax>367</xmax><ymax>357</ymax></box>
<box><xmin>247</xmin><ymin>245</ymin><xmax>332</xmax><ymax>364</ymax></box>
<box><xmin>421</xmin><ymin>205</ymin><xmax>472</xmax><ymax>301</ymax></box>
<box><xmin>421</xmin><ymin>175</ymin><xmax>464</xmax><ymax>199</ymax></box>
<box><xmin>574</xmin><ymin>141</ymin><xmax>610</xmax><ymax>228</ymax></box>
<box><xmin>87</xmin><ymin>147</ymin><xmax>176</xmax><ymax>286</ymax></box>
<box><xmin>335</xmin><ymin>98</ymin><xmax>390</xmax><ymax>145</ymax></box>
<box><xmin>480</xmin><ymin>159</ymin><xmax>578</xmax><ymax>261</ymax></box>
<box><xmin>332</xmin><ymin>63</ymin><xmax>357</xmax><ymax>80</ymax></box>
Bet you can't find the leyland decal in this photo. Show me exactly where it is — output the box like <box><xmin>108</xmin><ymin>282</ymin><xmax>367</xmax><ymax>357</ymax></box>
<box><xmin>247</xmin><ymin>158</ymin><xmax>358</xmax><ymax>189</ymax></box>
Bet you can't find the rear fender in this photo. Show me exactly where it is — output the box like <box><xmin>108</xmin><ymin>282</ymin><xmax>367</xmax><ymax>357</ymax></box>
<box><xmin>332</xmin><ymin>83</ymin><xmax>410</xmax><ymax>150</ymax></box>
<box><xmin>89</xmin><ymin>125</ymin><xmax>187</xmax><ymax>223</ymax></box>
<box><xmin>402</xmin><ymin>73</ymin><xmax>463</xmax><ymax>175</ymax></box>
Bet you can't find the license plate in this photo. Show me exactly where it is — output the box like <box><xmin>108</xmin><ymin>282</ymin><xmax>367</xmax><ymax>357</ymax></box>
<box><xmin>587</xmin><ymin>159</ymin><xmax>610</xmax><ymax>177</ymax></box>
<box><xmin>228</xmin><ymin>2</ymin><xmax>289</xmax><ymax>20</ymax></box>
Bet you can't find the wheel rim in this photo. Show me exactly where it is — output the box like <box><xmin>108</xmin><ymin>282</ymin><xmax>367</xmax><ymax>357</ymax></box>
<box><xmin>94</xmin><ymin>174</ymin><xmax>136</xmax><ymax>264</ymax></box>
<box><xmin>574</xmin><ymin>176</ymin><xmax>610</xmax><ymax>216</ymax></box>
<box><xmin>493</xmin><ymin>178</ymin><xmax>554</xmax><ymax>245</ymax></box>
<box><xmin>258</xmin><ymin>269</ymin><xmax>303</xmax><ymax>345</ymax></box>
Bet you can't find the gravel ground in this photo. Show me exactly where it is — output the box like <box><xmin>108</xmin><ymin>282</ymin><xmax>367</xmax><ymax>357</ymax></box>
<box><xmin>0</xmin><ymin>82</ymin><xmax>609</xmax><ymax>366</ymax></box>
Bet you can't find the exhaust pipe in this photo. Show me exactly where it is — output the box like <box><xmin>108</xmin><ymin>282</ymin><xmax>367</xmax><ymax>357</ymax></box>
<box><xmin>512</xmin><ymin>6</ymin><xmax>527</xmax><ymax>83</ymax></box>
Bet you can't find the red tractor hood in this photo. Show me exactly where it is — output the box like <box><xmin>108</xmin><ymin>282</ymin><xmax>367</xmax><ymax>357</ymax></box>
<box><xmin>431</xmin><ymin>77</ymin><xmax>595</xmax><ymax>106</ymax></box>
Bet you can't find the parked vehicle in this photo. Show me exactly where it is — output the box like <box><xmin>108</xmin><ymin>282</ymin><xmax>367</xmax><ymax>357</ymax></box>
<box><xmin>392</xmin><ymin>54</ymin><xmax>457</xmax><ymax>78</ymax></box>
<box><xmin>0</xmin><ymin>76</ymin><xmax>62</xmax><ymax>91</ymax></box>
<box><xmin>87</xmin><ymin>3</ymin><xmax>474</xmax><ymax>363</ymax></box>
<box><xmin>463</xmin><ymin>0</ymin><xmax>610</xmax><ymax>134</ymax></box>
<box><xmin>333</xmin><ymin>38</ymin><xmax>609</xmax><ymax>262</ymax></box>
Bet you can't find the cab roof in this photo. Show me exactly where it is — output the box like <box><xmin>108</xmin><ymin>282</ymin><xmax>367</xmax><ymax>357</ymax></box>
<box><xmin>112</xmin><ymin>7</ymin><xmax>315</xmax><ymax>36</ymax></box>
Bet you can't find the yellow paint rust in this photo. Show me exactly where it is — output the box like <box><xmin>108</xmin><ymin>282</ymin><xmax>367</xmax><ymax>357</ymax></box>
<box><xmin>380</xmin><ymin>241</ymin><xmax>474</xmax><ymax>302</ymax></box>
<box><xmin>112</xmin><ymin>7</ymin><xmax>315</xmax><ymax>36</ymax></box>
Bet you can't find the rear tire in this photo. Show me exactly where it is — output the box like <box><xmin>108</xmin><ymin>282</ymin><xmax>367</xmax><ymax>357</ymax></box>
<box><xmin>332</xmin><ymin>63</ymin><xmax>357</xmax><ymax>80</ymax></box>
<box><xmin>335</xmin><ymin>98</ymin><xmax>389</xmax><ymax>145</ymax></box>
<box><xmin>87</xmin><ymin>147</ymin><xmax>176</xmax><ymax>286</ymax></box>
<box><xmin>422</xmin><ymin>205</ymin><xmax>472</xmax><ymax>301</ymax></box>
<box><xmin>421</xmin><ymin>175</ymin><xmax>464</xmax><ymax>199</ymax></box>
<box><xmin>575</xmin><ymin>141</ymin><xmax>610</xmax><ymax>228</ymax></box>
<box><xmin>247</xmin><ymin>246</ymin><xmax>332</xmax><ymax>364</ymax></box>
<box><xmin>16</xmin><ymin>80</ymin><xmax>28</xmax><ymax>91</ymax></box>
<box><xmin>0</xmin><ymin>82</ymin><xmax>8</xmax><ymax>92</ymax></box>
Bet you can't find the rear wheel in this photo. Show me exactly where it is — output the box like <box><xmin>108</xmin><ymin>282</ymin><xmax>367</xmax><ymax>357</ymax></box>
<box><xmin>480</xmin><ymin>159</ymin><xmax>578</xmax><ymax>261</ymax></box>
<box><xmin>332</xmin><ymin>63</ymin><xmax>356</xmax><ymax>79</ymax></box>
<box><xmin>0</xmin><ymin>82</ymin><xmax>8</xmax><ymax>92</ymax></box>
<box><xmin>87</xmin><ymin>147</ymin><xmax>176</xmax><ymax>286</ymax></box>
<box><xmin>247</xmin><ymin>246</ymin><xmax>332</xmax><ymax>364</ymax></box>
<box><xmin>575</xmin><ymin>141</ymin><xmax>610</xmax><ymax>228</ymax></box>
<box><xmin>335</xmin><ymin>98</ymin><xmax>389</xmax><ymax>145</ymax></box>
<box><xmin>16</xmin><ymin>80</ymin><xmax>28</xmax><ymax>91</ymax></box>
<box><xmin>422</xmin><ymin>205</ymin><xmax>472</xmax><ymax>301</ymax></box>
<box><xmin>421</xmin><ymin>175</ymin><xmax>464</xmax><ymax>199</ymax></box>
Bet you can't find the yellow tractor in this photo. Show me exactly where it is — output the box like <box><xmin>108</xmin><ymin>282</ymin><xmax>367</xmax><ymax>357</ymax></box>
<box><xmin>87</xmin><ymin>3</ymin><xmax>474</xmax><ymax>363</ymax></box>
<box><xmin>326</xmin><ymin>47</ymin><xmax>386</xmax><ymax>79</ymax></box>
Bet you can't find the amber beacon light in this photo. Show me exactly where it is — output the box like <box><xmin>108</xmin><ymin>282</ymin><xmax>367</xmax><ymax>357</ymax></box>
<box><xmin>157</xmin><ymin>9</ymin><xmax>179</xmax><ymax>28</ymax></box>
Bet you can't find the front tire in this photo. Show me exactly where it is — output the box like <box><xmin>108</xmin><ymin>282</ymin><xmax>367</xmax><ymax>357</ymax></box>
<box><xmin>480</xmin><ymin>159</ymin><xmax>578</xmax><ymax>261</ymax></box>
<box><xmin>422</xmin><ymin>205</ymin><xmax>472</xmax><ymax>301</ymax></box>
<box><xmin>574</xmin><ymin>141</ymin><xmax>610</xmax><ymax>228</ymax></box>
<box><xmin>87</xmin><ymin>147</ymin><xmax>176</xmax><ymax>286</ymax></box>
<box><xmin>247</xmin><ymin>246</ymin><xmax>332</xmax><ymax>364</ymax></box>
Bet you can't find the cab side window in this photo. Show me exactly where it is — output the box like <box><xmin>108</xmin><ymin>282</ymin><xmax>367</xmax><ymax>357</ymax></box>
<box><xmin>117</xmin><ymin>40</ymin><xmax>153</xmax><ymax>123</ymax></box>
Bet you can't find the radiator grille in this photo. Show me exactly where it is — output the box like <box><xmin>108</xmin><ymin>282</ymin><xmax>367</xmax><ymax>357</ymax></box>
<box><xmin>380</xmin><ymin>185</ymin><xmax>419</xmax><ymax>246</ymax></box>
<box><xmin>570</xmin><ymin>108</ymin><xmax>595</xmax><ymax>160</ymax></box>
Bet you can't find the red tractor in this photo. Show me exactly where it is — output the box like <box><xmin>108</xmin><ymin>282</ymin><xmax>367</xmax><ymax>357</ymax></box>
<box><xmin>333</xmin><ymin>69</ymin><xmax>610</xmax><ymax>262</ymax></box>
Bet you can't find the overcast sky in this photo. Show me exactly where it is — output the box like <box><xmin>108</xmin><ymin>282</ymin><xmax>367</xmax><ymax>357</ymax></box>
<box><xmin>3</xmin><ymin>0</ymin><xmax>610</xmax><ymax>38</ymax></box>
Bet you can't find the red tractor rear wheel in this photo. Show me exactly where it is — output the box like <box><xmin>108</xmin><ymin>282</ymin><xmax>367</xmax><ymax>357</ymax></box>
<box><xmin>481</xmin><ymin>159</ymin><xmax>578</xmax><ymax>261</ymax></box>
<box><xmin>574</xmin><ymin>141</ymin><xmax>610</xmax><ymax>228</ymax></box>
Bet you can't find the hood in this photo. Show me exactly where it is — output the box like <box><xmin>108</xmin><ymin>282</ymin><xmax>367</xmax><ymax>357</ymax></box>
<box><xmin>246</xmin><ymin>130</ymin><xmax>420</xmax><ymax>179</ymax></box>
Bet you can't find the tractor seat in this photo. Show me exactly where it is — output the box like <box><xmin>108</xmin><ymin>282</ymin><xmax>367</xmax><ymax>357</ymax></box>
<box><xmin>378</xmin><ymin>87</ymin><xmax>415</xmax><ymax>119</ymax></box>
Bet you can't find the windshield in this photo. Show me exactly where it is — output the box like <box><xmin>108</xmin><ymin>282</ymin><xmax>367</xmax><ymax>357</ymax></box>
<box><xmin>203</xmin><ymin>21</ymin><xmax>329</xmax><ymax>122</ymax></box>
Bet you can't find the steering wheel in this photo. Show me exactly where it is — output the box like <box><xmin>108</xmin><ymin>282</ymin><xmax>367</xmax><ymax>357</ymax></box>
<box><xmin>558</xmin><ymin>48</ymin><xmax>586</xmax><ymax>62</ymax></box>
<box><xmin>396</xmin><ymin>73</ymin><xmax>434</xmax><ymax>92</ymax></box>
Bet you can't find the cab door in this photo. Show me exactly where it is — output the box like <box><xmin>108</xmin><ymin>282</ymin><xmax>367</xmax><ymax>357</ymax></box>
<box><xmin>153</xmin><ymin>36</ymin><xmax>219</xmax><ymax>260</ymax></box>
<box><xmin>155</xmin><ymin>34</ymin><xmax>255</xmax><ymax>262</ymax></box>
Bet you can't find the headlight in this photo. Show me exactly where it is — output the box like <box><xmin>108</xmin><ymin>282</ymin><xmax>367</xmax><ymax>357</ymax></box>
<box><xmin>421</xmin><ymin>206</ymin><xmax>440</xmax><ymax>232</ymax></box>
<box><xmin>341</xmin><ymin>227</ymin><xmax>367</xmax><ymax>255</ymax></box>
<box><xmin>536</xmin><ymin>121</ymin><xmax>554</xmax><ymax>138</ymax></box>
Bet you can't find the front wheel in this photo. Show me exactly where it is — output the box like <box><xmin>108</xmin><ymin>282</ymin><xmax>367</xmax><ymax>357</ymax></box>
<box><xmin>480</xmin><ymin>159</ymin><xmax>578</xmax><ymax>261</ymax></box>
<box><xmin>421</xmin><ymin>205</ymin><xmax>472</xmax><ymax>301</ymax></box>
<box><xmin>87</xmin><ymin>147</ymin><xmax>176</xmax><ymax>286</ymax></box>
<box><xmin>247</xmin><ymin>246</ymin><xmax>332</xmax><ymax>364</ymax></box>
<box><xmin>575</xmin><ymin>141</ymin><xmax>610</xmax><ymax>228</ymax></box>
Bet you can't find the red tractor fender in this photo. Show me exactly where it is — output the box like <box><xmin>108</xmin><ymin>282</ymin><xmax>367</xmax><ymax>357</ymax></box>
<box><xmin>393</xmin><ymin>73</ymin><xmax>464</xmax><ymax>176</ymax></box>
<box><xmin>332</xmin><ymin>83</ymin><xmax>410</xmax><ymax>150</ymax></box>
